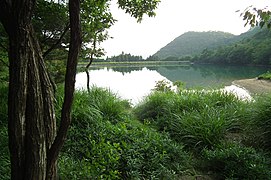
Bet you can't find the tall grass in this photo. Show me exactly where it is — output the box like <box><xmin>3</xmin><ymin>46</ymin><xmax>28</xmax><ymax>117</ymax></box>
<box><xmin>1</xmin><ymin>82</ymin><xmax>270</xmax><ymax>179</ymax></box>
<box><xmin>134</xmin><ymin>90</ymin><xmax>246</xmax><ymax>151</ymax></box>
<box><xmin>244</xmin><ymin>94</ymin><xmax>271</xmax><ymax>150</ymax></box>
<box><xmin>59</xmin><ymin>87</ymin><xmax>192</xmax><ymax>179</ymax></box>
<box><xmin>202</xmin><ymin>143</ymin><xmax>271</xmax><ymax>179</ymax></box>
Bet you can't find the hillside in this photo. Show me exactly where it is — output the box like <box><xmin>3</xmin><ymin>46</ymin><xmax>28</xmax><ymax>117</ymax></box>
<box><xmin>193</xmin><ymin>27</ymin><xmax>271</xmax><ymax>65</ymax></box>
<box><xmin>153</xmin><ymin>31</ymin><xmax>236</xmax><ymax>60</ymax></box>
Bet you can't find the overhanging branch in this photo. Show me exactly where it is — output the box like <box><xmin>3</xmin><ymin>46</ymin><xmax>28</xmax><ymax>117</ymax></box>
<box><xmin>43</xmin><ymin>23</ymin><xmax>70</xmax><ymax>59</ymax></box>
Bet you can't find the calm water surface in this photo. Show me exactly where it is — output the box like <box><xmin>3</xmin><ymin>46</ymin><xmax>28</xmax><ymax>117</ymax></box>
<box><xmin>75</xmin><ymin>64</ymin><xmax>269</xmax><ymax>104</ymax></box>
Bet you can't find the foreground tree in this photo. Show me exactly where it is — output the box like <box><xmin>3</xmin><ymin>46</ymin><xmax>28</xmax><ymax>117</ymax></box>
<box><xmin>0</xmin><ymin>0</ymin><xmax>81</xmax><ymax>179</ymax></box>
<box><xmin>0</xmin><ymin>0</ymin><xmax>160</xmax><ymax>179</ymax></box>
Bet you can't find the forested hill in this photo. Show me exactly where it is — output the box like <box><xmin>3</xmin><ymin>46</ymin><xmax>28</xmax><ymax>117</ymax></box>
<box><xmin>153</xmin><ymin>31</ymin><xmax>236</xmax><ymax>60</ymax></box>
<box><xmin>193</xmin><ymin>27</ymin><xmax>271</xmax><ymax>65</ymax></box>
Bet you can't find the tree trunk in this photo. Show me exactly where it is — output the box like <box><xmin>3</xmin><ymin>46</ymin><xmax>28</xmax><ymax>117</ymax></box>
<box><xmin>1</xmin><ymin>1</ymin><xmax>56</xmax><ymax>179</ymax></box>
<box><xmin>1</xmin><ymin>0</ymin><xmax>81</xmax><ymax>179</ymax></box>
<box><xmin>7</xmin><ymin>15</ymin><xmax>57</xmax><ymax>180</ymax></box>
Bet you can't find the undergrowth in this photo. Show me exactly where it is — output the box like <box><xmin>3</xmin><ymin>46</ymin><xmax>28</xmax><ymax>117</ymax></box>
<box><xmin>0</xmin><ymin>84</ymin><xmax>271</xmax><ymax>179</ymax></box>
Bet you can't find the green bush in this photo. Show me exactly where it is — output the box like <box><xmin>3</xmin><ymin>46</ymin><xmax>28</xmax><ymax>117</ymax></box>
<box><xmin>202</xmin><ymin>143</ymin><xmax>271</xmax><ymax>179</ymax></box>
<box><xmin>112</xmin><ymin>120</ymin><xmax>192</xmax><ymax>179</ymax></box>
<box><xmin>244</xmin><ymin>94</ymin><xmax>271</xmax><ymax>150</ymax></box>
<box><xmin>59</xmin><ymin>87</ymin><xmax>192</xmax><ymax>179</ymax></box>
<box><xmin>134</xmin><ymin>91</ymin><xmax>178</xmax><ymax>120</ymax></box>
<box><xmin>134</xmin><ymin>89</ymin><xmax>245</xmax><ymax>151</ymax></box>
<box><xmin>258</xmin><ymin>71</ymin><xmax>271</xmax><ymax>80</ymax></box>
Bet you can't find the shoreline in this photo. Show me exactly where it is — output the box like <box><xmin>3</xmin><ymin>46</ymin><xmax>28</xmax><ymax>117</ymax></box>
<box><xmin>232</xmin><ymin>78</ymin><xmax>271</xmax><ymax>95</ymax></box>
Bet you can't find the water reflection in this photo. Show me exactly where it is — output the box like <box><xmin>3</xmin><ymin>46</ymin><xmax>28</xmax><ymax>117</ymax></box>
<box><xmin>154</xmin><ymin>64</ymin><xmax>269</xmax><ymax>88</ymax></box>
<box><xmin>75</xmin><ymin>67</ymin><xmax>172</xmax><ymax>105</ymax></box>
<box><xmin>75</xmin><ymin>64</ymin><xmax>269</xmax><ymax>105</ymax></box>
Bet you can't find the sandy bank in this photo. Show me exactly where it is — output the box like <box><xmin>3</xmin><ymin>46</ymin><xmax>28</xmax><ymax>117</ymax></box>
<box><xmin>233</xmin><ymin>78</ymin><xmax>271</xmax><ymax>95</ymax></box>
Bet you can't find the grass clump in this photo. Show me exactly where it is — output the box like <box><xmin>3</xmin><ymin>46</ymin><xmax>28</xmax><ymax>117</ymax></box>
<box><xmin>134</xmin><ymin>89</ymin><xmax>245</xmax><ymax>152</ymax></box>
<box><xmin>244</xmin><ymin>94</ymin><xmax>271</xmax><ymax>150</ymax></box>
<box><xmin>59</xmin><ymin>87</ymin><xmax>192</xmax><ymax>179</ymax></box>
<box><xmin>202</xmin><ymin>143</ymin><xmax>271</xmax><ymax>179</ymax></box>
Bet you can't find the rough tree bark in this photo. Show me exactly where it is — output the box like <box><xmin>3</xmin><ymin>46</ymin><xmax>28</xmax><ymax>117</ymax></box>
<box><xmin>0</xmin><ymin>0</ymin><xmax>81</xmax><ymax>179</ymax></box>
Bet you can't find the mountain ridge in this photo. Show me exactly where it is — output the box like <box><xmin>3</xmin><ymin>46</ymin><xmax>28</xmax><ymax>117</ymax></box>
<box><xmin>152</xmin><ymin>30</ymin><xmax>258</xmax><ymax>60</ymax></box>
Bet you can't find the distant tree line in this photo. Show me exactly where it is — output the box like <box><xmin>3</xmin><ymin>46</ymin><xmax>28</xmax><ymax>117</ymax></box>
<box><xmin>146</xmin><ymin>55</ymin><xmax>193</xmax><ymax>62</ymax></box>
<box><xmin>106</xmin><ymin>52</ymin><xmax>144</xmax><ymax>62</ymax></box>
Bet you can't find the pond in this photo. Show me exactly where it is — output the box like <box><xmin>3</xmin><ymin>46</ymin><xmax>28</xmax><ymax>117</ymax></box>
<box><xmin>75</xmin><ymin>64</ymin><xmax>269</xmax><ymax>105</ymax></box>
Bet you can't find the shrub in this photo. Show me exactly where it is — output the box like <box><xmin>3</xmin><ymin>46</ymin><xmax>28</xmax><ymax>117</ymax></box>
<box><xmin>258</xmin><ymin>71</ymin><xmax>271</xmax><ymax>80</ymax></box>
<box><xmin>59</xmin><ymin>87</ymin><xmax>192</xmax><ymax>179</ymax></box>
<box><xmin>202</xmin><ymin>143</ymin><xmax>271</xmax><ymax>179</ymax></box>
<box><xmin>113</xmin><ymin>120</ymin><xmax>192</xmax><ymax>179</ymax></box>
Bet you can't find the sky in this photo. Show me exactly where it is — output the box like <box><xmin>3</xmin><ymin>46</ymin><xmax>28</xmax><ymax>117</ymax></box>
<box><xmin>101</xmin><ymin>0</ymin><xmax>270</xmax><ymax>59</ymax></box>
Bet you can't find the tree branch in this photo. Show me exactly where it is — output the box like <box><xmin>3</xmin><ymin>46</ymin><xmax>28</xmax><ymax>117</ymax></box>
<box><xmin>47</xmin><ymin>0</ymin><xmax>82</xmax><ymax>176</ymax></box>
<box><xmin>86</xmin><ymin>37</ymin><xmax>96</xmax><ymax>69</ymax></box>
<box><xmin>43</xmin><ymin>23</ymin><xmax>70</xmax><ymax>58</ymax></box>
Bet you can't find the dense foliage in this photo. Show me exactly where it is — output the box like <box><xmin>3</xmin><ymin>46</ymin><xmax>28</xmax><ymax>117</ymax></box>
<box><xmin>194</xmin><ymin>28</ymin><xmax>271</xmax><ymax>65</ymax></box>
<box><xmin>106</xmin><ymin>52</ymin><xmax>144</xmax><ymax>62</ymax></box>
<box><xmin>153</xmin><ymin>31</ymin><xmax>236</xmax><ymax>60</ymax></box>
<box><xmin>1</xmin><ymin>82</ymin><xmax>271</xmax><ymax>179</ymax></box>
<box><xmin>151</xmin><ymin>28</ymin><xmax>271</xmax><ymax>66</ymax></box>
<box><xmin>258</xmin><ymin>71</ymin><xmax>271</xmax><ymax>80</ymax></box>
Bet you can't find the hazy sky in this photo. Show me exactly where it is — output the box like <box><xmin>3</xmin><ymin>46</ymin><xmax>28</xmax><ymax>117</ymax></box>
<box><xmin>102</xmin><ymin>0</ymin><xmax>270</xmax><ymax>58</ymax></box>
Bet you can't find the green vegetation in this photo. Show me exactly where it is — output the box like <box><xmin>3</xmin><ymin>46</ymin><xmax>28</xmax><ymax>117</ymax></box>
<box><xmin>0</xmin><ymin>85</ymin><xmax>9</xmax><ymax>180</ymax></box>
<box><xmin>244</xmin><ymin>94</ymin><xmax>271</xmax><ymax>150</ymax></box>
<box><xmin>52</xmin><ymin>87</ymin><xmax>192</xmax><ymax>179</ymax></box>
<box><xmin>134</xmin><ymin>88</ymin><xmax>244</xmax><ymax>152</ymax></box>
<box><xmin>1</xmin><ymin>82</ymin><xmax>271</xmax><ymax>179</ymax></box>
<box><xmin>194</xmin><ymin>28</ymin><xmax>271</xmax><ymax>65</ymax></box>
<box><xmin>106</xmin><ymin>52</ymin><xmax>144</xmax><ymax>62</ymax></box>
<box><xmin>202</xmin><ymin>143</ymin><xmax>270</xmax><ymax>179</ymax></box>
<box><xmin>150</xmin><ymin>28</ymin><xmax>271</xmax><ymax>66</ymax></box>
<box><xmin>258</xmin><ymin>71</ymin><xmax>271</xmax><ymax>80</ymax></box>
<box><xmin>152</xmin><ymin>31</ymin><xmax>237</xmax><ymax>60</ymax></box>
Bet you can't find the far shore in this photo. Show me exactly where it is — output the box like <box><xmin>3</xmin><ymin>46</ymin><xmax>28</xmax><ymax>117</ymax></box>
<box><xmin>78</xmin><ymin>60</ymin><xmax>192</xmax><ymax>68</ymax></box>
<box><xmin>233</xmin><ymin>78</ymin><xmax>271</xmax><ymax>95</ymax></box>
